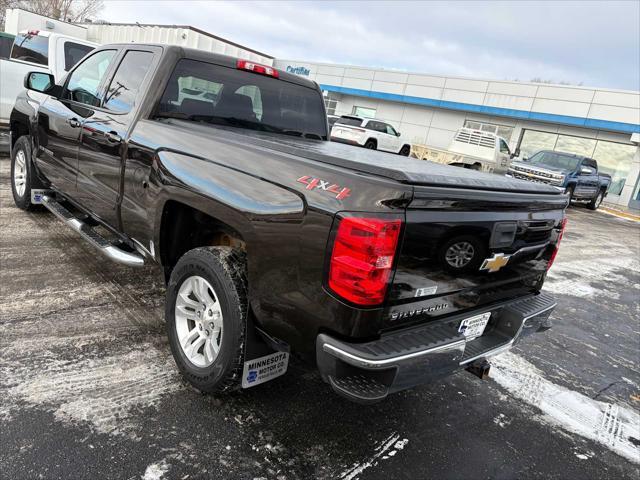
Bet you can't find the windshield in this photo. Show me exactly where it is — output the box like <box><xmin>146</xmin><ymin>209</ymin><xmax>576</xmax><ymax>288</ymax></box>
<box><xmin>528</xmin><ymin>151</ymin><xmax>580</xmax><ymax>170</ymax></box>
<box><xmin>156</xmin><ymin>59</ymin><xmax>328</xmax><ymax>140</ymax></box>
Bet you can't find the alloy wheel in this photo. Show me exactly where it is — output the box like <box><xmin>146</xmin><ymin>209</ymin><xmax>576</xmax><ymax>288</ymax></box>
<box><xmin>175</xmin><ymin>275</ymin><xmax>224</xmax><ymax>368</ymax></box>
<box><xmin>13</xmin><ymin>149</ymin><xmax>26</xmax><ymax>197</ymax></box>
<box><xmin>445</xmin><ymin>241</ymin><xmax>475</xmax><ymax>268</ymax></box>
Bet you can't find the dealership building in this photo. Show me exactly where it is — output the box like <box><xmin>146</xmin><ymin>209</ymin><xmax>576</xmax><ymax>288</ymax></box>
<box><xmin>275</xmin><ymin>59</ymin><xmax>640</xmax><ymax>210</ymax></box>
<box><xmin>4</xmin><ymin>9</ymin><xmax>640</xmax><ymax>210</ymax></box>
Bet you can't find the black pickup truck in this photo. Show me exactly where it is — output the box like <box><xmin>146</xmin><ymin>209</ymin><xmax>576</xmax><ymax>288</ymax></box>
<box><xmin>10</xmin><ymin>44</ymin><xmax>568</xmax><ymax>403</ymax></box>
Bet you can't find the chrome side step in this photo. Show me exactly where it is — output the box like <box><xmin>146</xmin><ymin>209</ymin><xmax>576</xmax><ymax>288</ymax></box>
<box><xmin>41</xmin><ymin>195</ymin><xmax>145</xmax><ymax>267</ymax></box>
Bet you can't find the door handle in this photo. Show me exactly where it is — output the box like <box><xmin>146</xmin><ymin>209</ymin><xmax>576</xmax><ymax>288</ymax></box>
<box><xmin>105</xmin><ymin>131</ymin><xmax>122</xmax><ymax>143</ymax></box>
<box><xmin>68</xmin><ymin>118</ymin><xmax>80</xmax><ymax>128</ymax></box>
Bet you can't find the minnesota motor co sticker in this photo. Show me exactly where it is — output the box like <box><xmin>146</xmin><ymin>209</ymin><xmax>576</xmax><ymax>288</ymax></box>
<box><xmin>241</xmin><ymin>351</ymin><xmax>289</xmax><ymax>388</ymax></box>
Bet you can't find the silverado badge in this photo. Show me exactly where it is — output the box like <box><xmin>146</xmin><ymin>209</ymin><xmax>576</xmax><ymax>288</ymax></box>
<box><xmin>480</xmin><ymin>253</ymin><xmax>511</xmax><ymax>273</ymax></box>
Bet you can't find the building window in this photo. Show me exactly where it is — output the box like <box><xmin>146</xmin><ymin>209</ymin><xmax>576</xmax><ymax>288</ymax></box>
<box><xmin>464</xmin><ymin>120</ymin><xmax>514</xmax><ymax>142</ymax></box>
<box><xmin>518</xmin><ymin>129</ymin><xmax>638</xmax><ymax>196</ymax></box>
<box><xmin>323</xmin><ymin>91</ymin><xmax>339</xmax><ymax>115</ymax></box>
<box><xmin>352</xmin><ymin>106</ymin><xmax>376</xmax><ymax>118</ymax></box>
<box><xmin>592</xmin><ymin>141</ymin><xmax>637</xmax><ymax>196</ymax></box>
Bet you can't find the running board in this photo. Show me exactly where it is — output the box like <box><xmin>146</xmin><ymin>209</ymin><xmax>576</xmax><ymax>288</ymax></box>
<box><xmin>41</xmin><ymin>195</ymin><xmax>145</xmax><ymax>267</ymax></box>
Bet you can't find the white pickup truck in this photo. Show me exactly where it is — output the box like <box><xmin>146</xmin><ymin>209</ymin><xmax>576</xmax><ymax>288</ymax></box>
<box><xmin>0</xmin><ymin>30</ymin><xmax>97</xmax><ymax>126</ymax></box>
<box><xmin>412</xmin><ymin>128</ymin><xmax>514</xmax><ymax>174</ymax></box>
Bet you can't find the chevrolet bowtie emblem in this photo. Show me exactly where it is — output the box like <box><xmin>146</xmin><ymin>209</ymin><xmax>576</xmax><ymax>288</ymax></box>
<box><xmin>480</xmin><ymin>253</ymin><xmax>511</xmax><ymax>273</ymax></box>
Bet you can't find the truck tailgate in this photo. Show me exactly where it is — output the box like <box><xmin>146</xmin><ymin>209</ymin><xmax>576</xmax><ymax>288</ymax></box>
<box><xmin>384</xmin><ymin>186</ymin><xmax>568</xmax><ymax>329</ymax></box>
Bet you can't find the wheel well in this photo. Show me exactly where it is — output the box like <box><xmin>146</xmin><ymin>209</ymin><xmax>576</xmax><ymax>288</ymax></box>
<box><xmin>10</xmin><ymin>119</ymin><xmax>29</xmax><ymax>149</ymax></box>
<box><xmin>365</xmin><ymin>138</ymin><xmax>377</xmax><ymax>146</ymax></box>
<box><xmin>159</xmin><ymin>200</ymin><xmax>246</xmax><ymax>274</ymax></box>
<box><xmin>401</xmin><ymin>144</ymin><xmax>410</xmax><ymax>151</ymax></box>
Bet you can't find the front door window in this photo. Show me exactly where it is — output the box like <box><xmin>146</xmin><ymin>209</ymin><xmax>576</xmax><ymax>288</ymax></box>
<box><xmin>65</xmin><ymin>49</ymin><xmax>117</xmax><ymax>107</ymax></box>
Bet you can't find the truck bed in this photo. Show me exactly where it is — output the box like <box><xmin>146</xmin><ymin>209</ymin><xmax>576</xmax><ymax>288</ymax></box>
<box><xmin>163</xmin><ymin>122</ymin><xmax>562</xmax><ymax>195</ymax></box>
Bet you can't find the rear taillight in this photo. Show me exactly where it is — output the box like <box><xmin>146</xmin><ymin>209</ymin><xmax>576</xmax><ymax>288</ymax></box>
<box><xmin>237</xmin><ymin>59</ymin><xmax>279</xmax><ymax>78</ymax></box>
<box><xmin>328</xmin><ymin>216</ymin><xmax>402</xmax><ymax>306</ymax></box>
<box><xmin>546</xmin><ymin>217</ymin><xmax>568</xmax><ymax>271</ymax></box>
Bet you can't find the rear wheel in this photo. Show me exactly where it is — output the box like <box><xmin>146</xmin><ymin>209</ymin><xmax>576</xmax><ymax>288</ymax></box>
<box><xmin>399</xmin><ymin>145</ymin><xmax>410</xmax><ymax>156</ymax></box>
<box><xmin>166</xmin><ymin>247</ymin><xmax>247</xmax><ymax>394</ymax></box>
<box><xmin>587</xmin><ymin>190</ymin><xmax>605</xmax><ymax>210</ymax></box>
<box><xmin>364</xmin><ymin>139</ymin><xmax>377</xmax><ymax>150</ymax></box>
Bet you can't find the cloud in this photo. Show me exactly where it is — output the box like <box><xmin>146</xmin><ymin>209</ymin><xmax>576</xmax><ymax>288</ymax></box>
<box><xmin>99</xmin><ymin>0</ymin><xmax>640</xmax><ymax>90</ymax></box>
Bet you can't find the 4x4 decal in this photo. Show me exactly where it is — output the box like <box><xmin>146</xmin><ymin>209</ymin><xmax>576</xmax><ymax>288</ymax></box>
<box><xmin>297</xmin><ymin>176</ymin><xmax>351</xmax><ymax>200</ymax></box>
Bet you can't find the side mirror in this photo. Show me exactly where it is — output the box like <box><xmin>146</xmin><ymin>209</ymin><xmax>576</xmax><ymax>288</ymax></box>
<box><xmin>24</xmin><ymin>71</ymin><xmax>55</xmax><ymax>93</ymax></box>
<box><xmin>522</xmin><ymin>156</ymin><xmax>529</xmax><ymax>162</ymax></box>
<box><xmin>580</xmin><ymin>166</ymin><xmax>594</xmax><ymax>175</ymax></box>
<box><xmin>396</xmin><ymin>132</ymin><xmax>401</xmax><ymax>137</ymax></box>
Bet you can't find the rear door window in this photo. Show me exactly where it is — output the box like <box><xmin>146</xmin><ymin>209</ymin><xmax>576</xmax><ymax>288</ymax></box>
<box><xmin>103</xmin><ymin>50</ymin><xmax>154</xmax><ymax>113</ymax></box>
<box><xmin>367</xmin><ymin>121</ymin><xmax>385</xmax><ymax>133</ymax></box>
<box><xmin>156</xmin><ymin>59</ymin><xmax>327</xmax><ymax>139</ymax></box>
<box><xmin>11</xmin><ymin>33</ymin><xmax>49</xmax><ymax>66</ymax></box>
<box><xmin>64</xmin><ymin>41</ymin><xmax>94</xmax><ymax>71</ymax></box>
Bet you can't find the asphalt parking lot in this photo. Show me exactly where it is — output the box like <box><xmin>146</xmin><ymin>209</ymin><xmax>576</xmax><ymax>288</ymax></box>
<box><xmin>1</xmin><ymin>155</ymin><xmax>639</xmax><ymax>479</ymax></box>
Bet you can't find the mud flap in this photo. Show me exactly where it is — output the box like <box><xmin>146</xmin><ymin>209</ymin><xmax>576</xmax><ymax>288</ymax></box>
<box><xmin>241</xmin><ymin>315</ymin><xmax>290</xmax><ymax>388</ymax></box>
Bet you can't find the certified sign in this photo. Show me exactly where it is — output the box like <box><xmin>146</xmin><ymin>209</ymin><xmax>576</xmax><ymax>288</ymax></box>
<box><xmin>242</xmin><ymin>351</ymin><xmax>289</xmax><ymax>388</ymax></box>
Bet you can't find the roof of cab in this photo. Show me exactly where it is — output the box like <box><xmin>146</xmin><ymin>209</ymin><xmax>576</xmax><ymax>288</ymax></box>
<box><xmin>97</xmin><ymin>43</ymin><xmax>320</xmax><ymax>90</ymax></box>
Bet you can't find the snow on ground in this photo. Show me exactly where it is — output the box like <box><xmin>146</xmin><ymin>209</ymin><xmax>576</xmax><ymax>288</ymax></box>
<box><xmin>491</xmin><ymin>352</ymin><xmax>640</xmax><ymax>464</ymax></box>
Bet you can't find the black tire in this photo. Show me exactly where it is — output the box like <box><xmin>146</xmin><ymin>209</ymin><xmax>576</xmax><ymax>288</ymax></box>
<box><xmin>166</xmin><ymin>247</ymin><xmax>247</xmax><ymax>394</ymax></box>
<box><xmin>565</xmin><ymin>185</ymin><xmax>575</xmax><ymax>200</ymax></box>
<box><xmin>364</xmin><ymin>139</ymin><xmax>377</xmax><ymax>150</ymax></box>
<box><xmin>399</xmin><ymin>145</ymin><xmax>411</xmax><ymax>156</ymax></box>
<box><xmin>10</xmin><ymin>135</ymin><xmax>42</xmax><ymax>210</ymax></box>
<box><xmin>438</xmin><ymin>234</ymin><xmax>487</xmax><ymax>273</ymax></box>
<box><xmin>587</xmin><ymin>190</ymin><xmax>605</xmax><ymax>210</ymax></box>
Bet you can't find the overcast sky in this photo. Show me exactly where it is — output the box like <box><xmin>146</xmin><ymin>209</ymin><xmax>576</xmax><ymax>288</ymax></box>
<box><xmin>100</xmin><ymin>0</ymin><xmax>640</xmax><ymax>91</ymax></box>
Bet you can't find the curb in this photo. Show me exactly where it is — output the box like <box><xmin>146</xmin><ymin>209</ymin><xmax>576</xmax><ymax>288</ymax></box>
<box><xmin>600</xmin><ymin>206</ymin><xmax>640</xmax><ymax>222</ymax></box>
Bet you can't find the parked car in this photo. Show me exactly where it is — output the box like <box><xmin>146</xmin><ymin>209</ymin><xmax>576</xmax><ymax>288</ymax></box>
<box><xmin>0</xmin><ymin>30</ymin><xmax>97</xmax><ymax>126</ymax></box>
<box><xmin>327</xmin><ymin>114</ymin><xmax>340</xmax><ymax>130</ymax></box>
<box><xmin>412</xmin><ymin>128</ymin><xmax>513</xmax><ymax>174</ymax></box>
<box><xmin>10</xmin><ymin>44</ymin><xmax>568</xmax><ymax>403</ymax></box>
<box><xmin>0</xmin><ymin>32</ymin><xmax>15</xmax><ymax>59</ymax></box>
<box><xmin>507</xmin><ymin>150</ymin><xmax>611</xmax><ymax>210</ymax></box>
<box><xmin>330</xmin><ymin>115</ymin><xmax>412</xmax><ymax>156</ymax></box>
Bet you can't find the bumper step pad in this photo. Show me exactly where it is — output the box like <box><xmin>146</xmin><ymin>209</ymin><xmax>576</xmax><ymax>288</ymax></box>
<box><xmin>329</xmin><ymin>375</ymin><xmax>389</xmax><ymax>403</ymax></box>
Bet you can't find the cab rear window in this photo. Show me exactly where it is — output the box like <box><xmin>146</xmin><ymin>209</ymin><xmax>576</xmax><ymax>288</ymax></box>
<box><xmin>156</xmin><ymin>59</ymin><xmax>327</xmax><ymax>140</ymax></box>
<box><xmin>11</xmin><ymin>33</ymin><xmax>48</xmax><ymax>66</ymax></box>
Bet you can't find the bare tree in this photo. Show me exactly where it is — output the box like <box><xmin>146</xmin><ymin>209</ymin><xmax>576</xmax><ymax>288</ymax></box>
<box><xmin>2</xmin><ymin>0</ymin><xmax>104</xmax><ymax>28</ymax></box>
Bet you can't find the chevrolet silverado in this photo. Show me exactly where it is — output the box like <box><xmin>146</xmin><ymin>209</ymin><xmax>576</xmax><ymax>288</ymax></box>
<box><xmin>9</xmin><ymin>44</ymin><xmax>568</xmax><ymax>403</ymax></box>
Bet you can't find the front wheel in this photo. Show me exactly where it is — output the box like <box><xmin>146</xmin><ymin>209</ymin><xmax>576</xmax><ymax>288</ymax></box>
<box><xmin>587</xmin><ymin>190</ymin><xmax>605</xmax><ymax>210</ymax></box>
<box><xmin>399</xmin><ymin>145</ymin><xmax>411</xmax><ymax>156</ymax></box>
<box><xmin>564</xmin><ymin>185</ymin><xmax>575</xmax><ymax>200</ymax></box>
<box><xmin>166</xmin><ymin>247</ymin><xmax>247</xmax><ymax>394</ymax></box>
<box><xmin>364</xmin><ymin>139</ymin><xmax>377</xmax><ymax>150</ymax></box>
<box><xmin>11</xmin><ymin>136</ymin><xmax>42</xmax><ymax>210</ymax></box>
